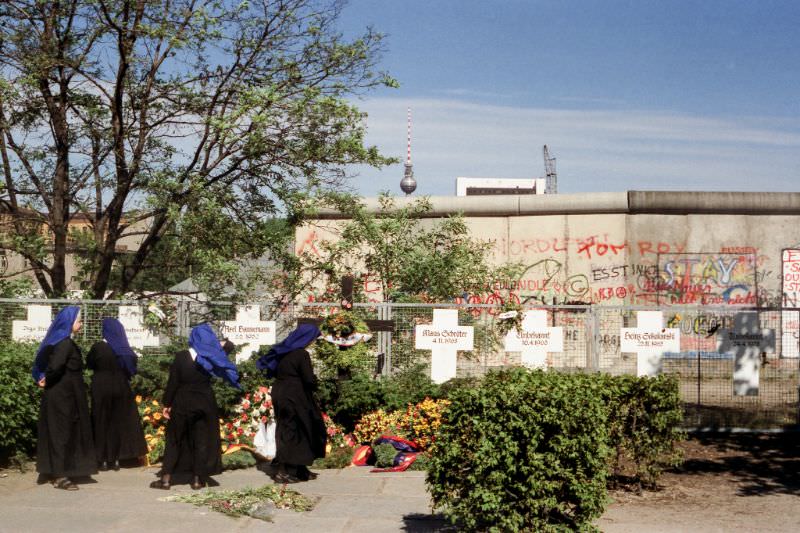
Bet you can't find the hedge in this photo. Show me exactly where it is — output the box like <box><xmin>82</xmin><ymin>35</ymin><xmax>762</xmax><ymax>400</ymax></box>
<box><xmin>0</xmin><ymin>342</ymin><xmax>41</xmax><ymax>463</ymax></box>
<box><xmin>426</xmin><ymin>369</ymin><xmax>685</xmax><ymax>532</ymax></box>
<box><xmin>426</xmin><ymin>369</ymin><xmax>612</xmax><ymax>532</ymax></box>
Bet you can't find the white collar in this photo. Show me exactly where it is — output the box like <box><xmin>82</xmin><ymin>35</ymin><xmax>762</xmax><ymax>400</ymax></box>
<box><xmin>188</xmin><ymin>347</ymin><xmax>198</xmax><ymax>361</ymax></box>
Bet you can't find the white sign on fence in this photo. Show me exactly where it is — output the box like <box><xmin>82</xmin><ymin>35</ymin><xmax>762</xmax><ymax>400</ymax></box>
<box><xmin>415</xmin><ymin>309</ymin><xmax>474</xmax><ymax>384</ymax></box>
<box><xmin>504</xmin><ymin>310</ymin><xmax>563</xmax><ymax>369</ymax></box>
<box><xmin>620</xmin><ymin>311</ymin><xmax>680</xmax><ymax>377</ymax></box>
<box><xmin>718</xmin><ymin>312</ymin><xmax>776</xmax><ymax>396</ymax></box>
<box><xmin>219</xmin><ymin>305</ymin><xmax>277</xmax><ymax>362</ymax></box>
<box><xmin>781</xmin><ymin>249</ymin><xmax>800</xmax><ymax>358</ymax></box>
<box><xmin>12</xmin><ymin>305</ymin><xmax>52</xmax><ymax>342</ymax></box>
<box><xmin>117</xmin><ymin>306</ymin><xmax>160</xmax><ymax>350</ymax></box>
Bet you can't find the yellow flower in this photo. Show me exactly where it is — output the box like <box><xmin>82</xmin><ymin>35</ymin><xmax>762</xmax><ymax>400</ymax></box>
<box><xmin>135</xmin><ymin>395</ymin><xmax>142</xmax><ymax>404</ymax></box>
<box><xmin>152</xmin><ymin>400</ymin><xmax>159</xmax><ymax>407</ymax></box>
<box><xmin>153</xmin><ymin>412</ymin><xmax>162</xmax><ymax>421</ymax></box>
<box><xmin>144</xmin><ymin>407</ymin><xmax>151</xmax><ymax>415</ymax></box>
<box><xmin>143</xmin><ymin>415</ymin><xmax>151</xmax><ymax>422</ymax></box>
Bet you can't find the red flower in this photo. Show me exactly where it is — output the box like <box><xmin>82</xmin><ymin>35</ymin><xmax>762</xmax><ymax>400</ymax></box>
<box><xmin>237</xmin><ymin>427</ymin><xmax>244</xmax><ymax>435</ymax></box>
<box><xmin>261</xmin><ymin>415</ymin><xmax>268</xmax><ymax>423</ymax></box>
<box><xmin>226</xmin><ymin>422</ymin><xmax>234</xmax><ymax>430</ymax></box>
<box><xmin>227</xmin><ymin>433</ymin><xmax>235</xmax><ymax>441</ymax></box>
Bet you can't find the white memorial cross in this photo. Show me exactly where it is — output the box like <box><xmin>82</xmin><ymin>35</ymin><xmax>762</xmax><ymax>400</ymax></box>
<box><xmin>415</xmin><ymin>309</ymin><xmax>474</xmax><ymax>384</ymax></box>
<box><xmin>620</xmin><ymin>311</ymin><xmax>680</xmax><ymax>377</ymax></box>
<box><xmin>504</xmin><ymin>310</ymin><xmax>563</xmax><ymax>369</ymax></box>
<box><xmin>718</xmin><ymin>312</ymin><xmax>775</xmax><ymax>396</ymax></box>
<box><xmin>118</xmin><ymin>306</ymin><xmax>160</xmax><ymax>349</ymax></box>
<box><xmin>12</xmin><ymin>305</ymin><xmax>52</xmax><ymax>342</ymax></box>
<box><xmin>220</xmin><ymin>305</ymin><xmax>277</xmax><ymax>362</ymax></box>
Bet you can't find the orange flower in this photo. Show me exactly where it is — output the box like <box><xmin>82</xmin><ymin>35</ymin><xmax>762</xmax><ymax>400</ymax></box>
<box><xmin>135</xmin><ymin>395</ymin><xmax>142</xmax><ymax>404</ymax></box>
<box><xmin>153</xmin><ymin>412</ymin><xmax>162</xmax><ymax>421</ymax></box>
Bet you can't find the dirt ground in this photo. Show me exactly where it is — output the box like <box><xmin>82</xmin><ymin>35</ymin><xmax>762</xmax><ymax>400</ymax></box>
<box><xmin>598</xmin><ymin>432</ymin><xmax>800</xmax><ymax>532</ymax></box>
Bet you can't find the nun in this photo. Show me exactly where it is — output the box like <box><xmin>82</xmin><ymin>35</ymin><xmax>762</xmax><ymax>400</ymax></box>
<box><xmin>86</xmin><ymin>318</ymin><xmax>147</xmax><ymax>471</ymax></box>
<box><xmin>33</xmin><ymin>306</ymin><xmax>97</xmax><ymax>490</ymax></box>
<box><xmin>257</xmin><ymin>323</ymin><xmax>326</xmax><ymax>483</ymax></box>
<box><xmin>150</xmin><ymin>324</ymin><xmax>240</xmax><ymax>490</ymax></box>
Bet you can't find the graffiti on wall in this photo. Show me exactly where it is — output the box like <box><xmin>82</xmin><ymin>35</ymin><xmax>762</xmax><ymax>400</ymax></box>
<box><xmin>781</xmin><ymin>249</ymin><xmax>800</xmax><ymax>358</ymax></box>
<box><xmin>641</xmin><ymin>253</ymin><xmax>759</xmax><ymax>305</ymax></box>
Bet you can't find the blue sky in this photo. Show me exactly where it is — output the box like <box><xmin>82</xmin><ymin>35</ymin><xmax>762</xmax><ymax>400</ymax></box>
<box><xmin>336</xmin><ymin>0</ymin><xmax>800</xmax><ymax>196</ymax></box>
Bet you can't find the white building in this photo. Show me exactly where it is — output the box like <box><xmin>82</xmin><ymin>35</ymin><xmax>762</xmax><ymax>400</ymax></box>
<box><xmin>455</xmin><ymin>177</ymin><xmax>547</xmax><ymax>196</ymax></box>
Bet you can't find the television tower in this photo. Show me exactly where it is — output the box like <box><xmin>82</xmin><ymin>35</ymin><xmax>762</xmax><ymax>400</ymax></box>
<box><xmin>399</xmin><ymin>107</ymin><xmax>417</xmax><ymax>195</ymax></box>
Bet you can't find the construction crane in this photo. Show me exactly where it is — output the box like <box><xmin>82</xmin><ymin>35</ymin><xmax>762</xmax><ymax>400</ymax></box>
<box><xmin>543</xmin><ymin>145</ymin><xmax>557</xmax><ymax>194</ymax></box>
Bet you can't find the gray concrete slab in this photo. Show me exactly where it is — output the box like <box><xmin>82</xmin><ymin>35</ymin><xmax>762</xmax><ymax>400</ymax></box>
<box><xmin>0</xmin><ymin>466</ymin><xmax>448</xmax><ymax>533</ymax></box>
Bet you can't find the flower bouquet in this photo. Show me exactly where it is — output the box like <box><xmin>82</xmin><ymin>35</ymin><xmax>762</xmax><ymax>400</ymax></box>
<box><xmin>314</xmin><ymin>311</ymin><xmax>374</xmax><ymax>376</ymax></box>
<box><xmin>320</xmin><ymin>311</ymin><xmax>372</xmax><ymax>346</ymax></box>
<box><xmin>137</xmin><ymin>396</ymin><xmax>167</xmax><ymax>464</ymax></box>
<box><xmin>221</xmin><ymin>386</ymin><xmax>274</xmax><ymax>451</ymax></box>
<box><xmin>494</xmin><ymin>301</ymin><xmax>525</xmax><ymax>337</ymax></box>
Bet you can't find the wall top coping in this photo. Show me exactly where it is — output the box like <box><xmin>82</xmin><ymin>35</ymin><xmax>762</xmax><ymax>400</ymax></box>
<box><xmin>312</xmin><ymin>191</ymin><xmax>800</xmax><ymax>219</ymax></box>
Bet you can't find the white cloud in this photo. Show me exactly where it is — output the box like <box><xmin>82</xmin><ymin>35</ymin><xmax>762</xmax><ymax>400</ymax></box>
<box><xmin>348</xmin><ymin>97</ymin><xmax>800</xmax><ymax>196</ymax></box>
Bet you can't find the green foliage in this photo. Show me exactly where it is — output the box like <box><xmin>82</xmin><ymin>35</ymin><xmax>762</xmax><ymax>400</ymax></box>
<box><xmin>379</xmin><ymin>364</ymin><xmax>442</xmax><ymax>411</ymax></box>
<box><xmin>600</xmin><ymin>374</ymin><xmax>685</xmax><ymax>488</ymax></box>
<box><xmin>221</xmin><ymin>450</ymin><xmax>257</xmax><ymax>470</ymax></box>
<box><xmin>313</xmin><ymin>340</ymin><xmax>372</xmax><ymax>378</ymax></box>
<box><xmin>304</xmin><ymin>192</ymin><xmax>517</xmax><ymax>302</ymax></box>
<box><xmin>0</xmin><ymin>0</ymin><xmax>396</xmax><ymax>298</ymax></box>
<box><xmin>427</xmin><ymin>369</ymin><xmax>611</xmax><ymax>532</ymax></box>
<box><xmin>0</xmin><ymin>342</ymin><xmax>40</xmax><ymax>462</ymax></box>
<box><xmin>130</xmin><ymin>352</ymin><xmax>175</xmax><ymax>403</ymax></box>
<box><xmin>312</xmin><ymin>445</ymin><xmax>354</xmax><ymax>469</ymax></box>
<box><xmin>373</xmin><ymin>443</ymin><xmax>398</xmax><ymax>468</ymax></box>
<box><xmin>316</xmin><ymin>366</ymin><xmax>444</xmax><ymax>432</ymax></box>
<box><xmin>407</xmin><ymin>452</ymin><xmax>431</xmax><ymax>471</ymax></box>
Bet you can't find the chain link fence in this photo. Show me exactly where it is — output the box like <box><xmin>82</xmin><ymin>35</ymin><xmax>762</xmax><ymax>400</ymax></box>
<box><xmin>3</xmin><ymin>298</ymin><xmax>798</xmax><ymax>429</ymax></box>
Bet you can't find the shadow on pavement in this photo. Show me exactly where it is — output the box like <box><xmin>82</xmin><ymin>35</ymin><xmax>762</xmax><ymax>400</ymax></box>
<box><xmin>401</xmin><ymin>512</ymin><xmax>456</xmax><ymax>532</ymax></box>
<box><xmin>677</xmin><ymin>432</ymin><xmax>800</xmax><ymax>496</ymax></box>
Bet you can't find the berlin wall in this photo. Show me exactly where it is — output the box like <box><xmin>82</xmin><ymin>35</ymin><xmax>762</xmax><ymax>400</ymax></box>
<box><xmin>296</xmin><ymin>191</ymin><xmax>800</xmax><ymax>310</ymax></box>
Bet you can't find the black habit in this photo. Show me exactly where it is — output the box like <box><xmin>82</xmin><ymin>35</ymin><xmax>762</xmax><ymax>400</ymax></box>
<box><xmin>271</xmin><ymin>348</ymin><xmax>327</xmax><ymax>467</ymax></box>
<box><xmin>87</xmin><ymin>341</ymin><xmax>147</xmax><ymax>464</ymax></box>
<box><xmin>159</xmin><ymin>350</ymin><xmax>222</xmax><ymax>481</ymax></box>
<box><xmin>36</xmin><ymin>338</ymin><xmax>97</xmax><ymax>478</ymax></box>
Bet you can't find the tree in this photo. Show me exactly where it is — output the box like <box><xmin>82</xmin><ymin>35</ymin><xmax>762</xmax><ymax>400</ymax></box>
<box><xmin>0</xmin><ymin>0</ymin><xmax>395</xmax><ymax>298</ymax></box>
<box><xmin>302</xmin><ymin>193</ymin><xmax>522</xmax><ymax>302</ymax></box>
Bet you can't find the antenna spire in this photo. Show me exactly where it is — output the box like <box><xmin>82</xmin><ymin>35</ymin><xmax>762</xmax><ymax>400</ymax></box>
<box><xmin>400</xmin><ymin>107</ymin><xmax>417</xmax><ymax>195</ymax></box>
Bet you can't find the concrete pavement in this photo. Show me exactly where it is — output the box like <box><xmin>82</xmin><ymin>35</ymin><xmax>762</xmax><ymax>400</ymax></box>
<box><xmin>0</xmin><ymin>465</ymin><xmax>449</xmax><ymax>533</ymax></box>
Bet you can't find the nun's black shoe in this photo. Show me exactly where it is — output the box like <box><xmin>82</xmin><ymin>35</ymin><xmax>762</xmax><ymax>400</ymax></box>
<box><xmin>54</xmin><ymin>478</ymin><xmax>78</xmax><ymax>491</ymax></box>
<box><xmin>112</xmin><ymin>461</ymin><xmax>120</xmax><ymax>471</ymax></box>
<box><xmin>273</xmin><ymin>472</ymin><xmax>301</xmax><ymax>484</ymax></box>
<box><xmin>190</xmin><ymin>477</ymin><xmax>206</xmax><ymax>490</ymax></box>
<box><xmin>149</xmin><ymin>479</ymin><xmax>170</xmax><ymax>490</ymax></box>
<box><xmin>98</xmin><ymin>462</ymin><xmax>108</xmax><ymax>472</ymax></box>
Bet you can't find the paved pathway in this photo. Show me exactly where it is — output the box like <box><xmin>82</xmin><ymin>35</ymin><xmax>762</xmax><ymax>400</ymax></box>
<box><xmin>0</xmin><ymin>466</ymin><xmax>447</xmax><ymax>533</ymax></box>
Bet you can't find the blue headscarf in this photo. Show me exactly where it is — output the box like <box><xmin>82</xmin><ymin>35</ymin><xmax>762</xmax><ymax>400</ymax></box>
<box><xmin>102</xmin><ymin>318</ymin><xmax>137</xmax><ymax>379</ymax></box>
<box><xmin>31</xmin><ymin>306</ymin><xmax>80</xmax><ymax>382</ymax></box>
<box><xmin>256</xmin><ymin>323</ymin><xmax>320</xmax><ymax>377</ymax></box>
<box><xmin>188</xmin><ymin>324</ymin><xmax>241</xmax><ymax>389</ymax></box>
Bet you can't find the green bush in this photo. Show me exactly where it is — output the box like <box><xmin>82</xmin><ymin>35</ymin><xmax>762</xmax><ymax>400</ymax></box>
<box><xmin>130</xmin><ymin>351</ymin><xmax>175</xmax><ymax>402</ymax></box>
<box><xmin>374</xmin><ymin>442</ymin><xmax>398</xmax><ymax>468</ymax></box>
<box><xmin>601</xmin><ymin>374</ymin><xmax>685</xmax><ymax>488</ymax></box>
<box><xmin>427</xmin><ymin>368</ymin><xmax>611</xmax><ymax>532</ymax></box>
<box><xmin>0</xmin><ymin>342</ymin><xmax>41</xmax><ymax>463</ymax></box>
<box><xmin>221</xmin><ymin>449</ymin><xmax>257</xmax><ymax>470</ymax></box>
<box><xmin>312</xmin><ymin>445</ymin><xmax>353</xmax><ymax>469</ymax></box>
<box><xmin>316</xmin><ymin>366</ymin><xmax>444</xmax><ymax>432</ymax></box>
